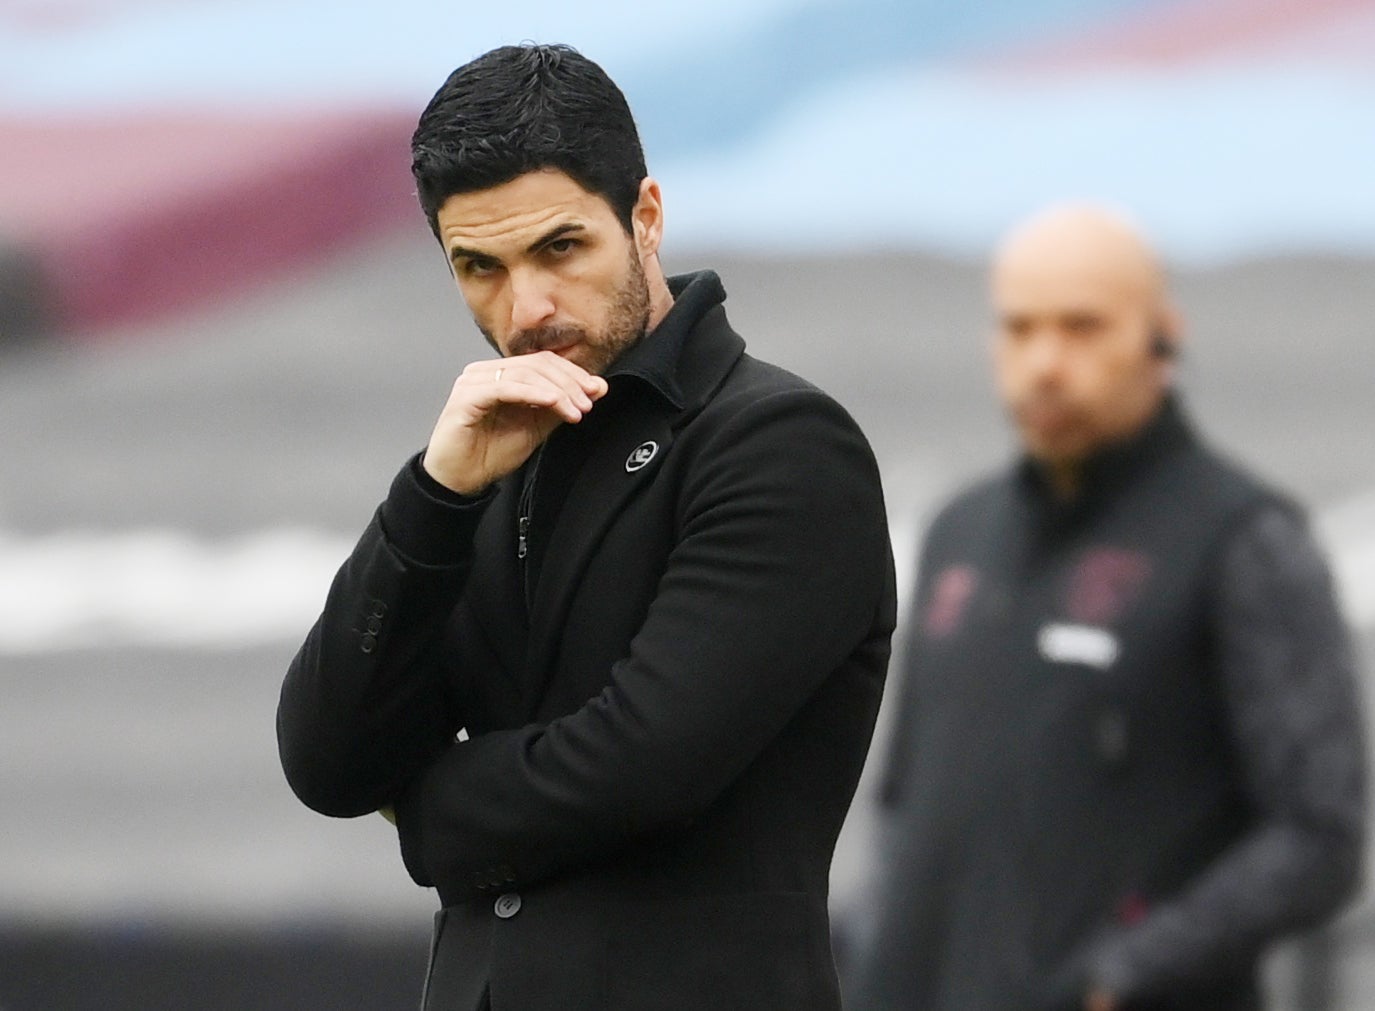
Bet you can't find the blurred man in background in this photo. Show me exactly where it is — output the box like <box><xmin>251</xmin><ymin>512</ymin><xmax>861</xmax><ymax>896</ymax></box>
<box><xmin>847</xmin><ymin>204</ymin><xmax>1366</xmax><ymax>1010</ymax></box>
<box><xmin>277</xmin><ymin>43</ymin><xmax>894</xmax><ymax>1010</ymax></box>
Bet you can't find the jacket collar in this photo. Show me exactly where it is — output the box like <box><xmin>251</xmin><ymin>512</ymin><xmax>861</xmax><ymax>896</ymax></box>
<box><xmin>602</xmin><ymin>270</ymin><xmax>731</xmax><ymax>413</ymax></box>
<box><xmin>1016</xmin><ymin>393</ymin><xmax>1196</xmax><ymax>529</ymax></box>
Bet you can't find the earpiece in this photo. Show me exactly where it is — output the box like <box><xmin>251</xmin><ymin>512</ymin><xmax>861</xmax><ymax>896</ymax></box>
<box><xmin>1149</xmin><ymin>328</ymin><xmax>1176</xmax><ymax>360</ymax></box>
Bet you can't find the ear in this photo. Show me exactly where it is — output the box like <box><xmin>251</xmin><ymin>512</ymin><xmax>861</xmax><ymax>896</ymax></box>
<box><xmin>631</xmin><ymin>177</ymin><xmax>665</xmax><ymax>258</ymax></box>
<box><xmin>1153</xmin><ymin>303</ymin><xmax>1185</xmax><ymax>358</ymax></box>
<box><xmin>1149</xmin><ymin>304</ymin><xmax>1185</xmax><ymax>390</ymax></box>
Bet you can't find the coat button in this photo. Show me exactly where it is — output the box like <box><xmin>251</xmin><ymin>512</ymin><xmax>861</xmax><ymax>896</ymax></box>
<box><xmin>360</xmin><ymin>633</ymin><xmax>377</xmax><ymax>654</ymax></box>
<box><xmin>365</xmin><ymin>615</ymin><xmax>383</xmax><ymax>633</ymax></box>
<box><xmin>494</xmin><ymin>893</ymin><xmax>521</xmax><ymax>919</ymax></box>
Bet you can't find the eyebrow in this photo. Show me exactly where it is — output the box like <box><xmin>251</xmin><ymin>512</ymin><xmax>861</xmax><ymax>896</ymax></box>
<box><xmin>448</xmin><ymin>222</ymin><xmax>587</xmax><ymax>267</ymax></box>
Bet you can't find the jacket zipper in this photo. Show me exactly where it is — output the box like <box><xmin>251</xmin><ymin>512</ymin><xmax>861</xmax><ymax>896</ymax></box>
<box><xmin>517</xmin><ymin>447</ymin><xmax>543</xmax><ymax>613</ymax></box>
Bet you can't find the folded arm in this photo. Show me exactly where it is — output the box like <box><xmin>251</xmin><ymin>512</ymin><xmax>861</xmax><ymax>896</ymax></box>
<box><xmin>393</xmin><ymin>389</ymin><xmax>893</xmax><ymax>895</ymax></box>
<box><xmin>276</xmin><ymin>462</ymin><xmax>494</xmax><ymax>817</ymax></box>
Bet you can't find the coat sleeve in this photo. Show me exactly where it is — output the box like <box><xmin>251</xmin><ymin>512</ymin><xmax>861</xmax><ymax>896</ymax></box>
<box><xmin>276</xmin><ymin>457</ymin><xmax>495</xmax><ymax>818</ymax></box>
<box><xmin>393</xmin><ymin>387</ymin><xmax>894</xmax><ymax>894</ymax></box>
<box><xmin>1081</xmin><ymin>504</ymin><xmax>1368</xmax><ymax>1000</ymax></box>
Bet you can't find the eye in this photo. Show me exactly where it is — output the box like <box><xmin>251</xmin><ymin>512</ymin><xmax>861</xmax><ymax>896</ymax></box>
<box><xmin>459</xmin><ymin>257</ymin><xmax>500</xmax><ymax>279</ymax></box>
<box><xmin>1063</xmin><ymin>313</ymin><xmax>1105</xmax><ymax>337</ymax></box>
<box><xmin>545</xmin><ymin>237</ymin><xmax>579</xmax><ymax>258</ymax></box>
<box><xmin>1001</xmin><ymin>317</ymin><xmax>1032</xmax><ymax>340</ymax></box>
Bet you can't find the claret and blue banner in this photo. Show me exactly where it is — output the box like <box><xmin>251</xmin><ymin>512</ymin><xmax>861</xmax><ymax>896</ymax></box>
<box><xmin>2</xmin><ymin>0</ymin><xmax>1373</xmax><ymax>332</ymax></box>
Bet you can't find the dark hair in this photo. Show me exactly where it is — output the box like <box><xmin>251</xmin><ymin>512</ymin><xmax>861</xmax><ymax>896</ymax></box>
<box><xmin>411</xmin><ymin>44</ymin><xmax>647</xmax><ymax>239</ymax></box>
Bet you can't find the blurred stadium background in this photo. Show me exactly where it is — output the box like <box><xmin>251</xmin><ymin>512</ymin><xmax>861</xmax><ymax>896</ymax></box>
<box><xmin>1</xmin><ymin>0</ymin><xmax>1373</xmax><ymax>1007</ymax></box>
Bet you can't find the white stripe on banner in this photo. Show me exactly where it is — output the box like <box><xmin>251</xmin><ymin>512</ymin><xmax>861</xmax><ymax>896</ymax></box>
<box><xmin>0</xmin><ymin>491</ymin><xmax>1372</xmax><ymax>655</ymax></box>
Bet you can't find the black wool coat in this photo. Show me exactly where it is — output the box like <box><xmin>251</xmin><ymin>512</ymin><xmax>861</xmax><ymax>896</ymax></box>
<box><xmin>278</xmin><ymin>271</ymin><xmax>897</xmax><ymax>1010</ymax></box>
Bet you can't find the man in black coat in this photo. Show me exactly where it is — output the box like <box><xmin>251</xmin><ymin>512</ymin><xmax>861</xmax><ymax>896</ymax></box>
<box><xmin>846</xmin><ymin>205</ymin><xmax>1365</xmax><ymax>1010</ymax></box>
<box><xmin>276</xmin><ymin>44</ymin><xmax>895</xmax><ymax>1010</ymax></box>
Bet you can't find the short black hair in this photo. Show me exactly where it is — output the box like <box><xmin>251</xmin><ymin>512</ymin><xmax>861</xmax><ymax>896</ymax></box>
<box><xmin>411</xmin><ymin>44</ymin><xmax>647</xmax><ymax>239</ymax></box>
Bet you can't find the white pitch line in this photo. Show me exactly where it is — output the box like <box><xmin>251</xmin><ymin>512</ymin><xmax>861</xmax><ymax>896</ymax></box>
<box><xmin>0</xmin><ymin>490</ymin><xmax>1371</xmax><ymax>655</ymax></box>
<box><xmin>1316</xmin><ymin>488</ymin><xmax>1375</xmax><ymax>631</ymax></box>
<box><xmin>0</xmin><ymin>526</ymin><xmax>353</xmax><ymax>654</ymax></box>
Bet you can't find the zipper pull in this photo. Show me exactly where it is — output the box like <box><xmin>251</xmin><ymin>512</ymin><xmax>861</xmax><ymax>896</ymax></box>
<box><xmin>517</xmin><ymin>515</ymin><xmax>529</xmax><ymax>559</ymax></box>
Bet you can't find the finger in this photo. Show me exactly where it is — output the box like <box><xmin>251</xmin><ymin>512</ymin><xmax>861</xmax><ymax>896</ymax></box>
<box><xmin>505</xmin><ymin>350</ymin><xmax>608</xmax><ymax>399</ymax></box>
<box><xmin>485</xmin><ymin>356</ymin><xmax>602</xmax><ymax>415</ymax></box>
<box><xmin>465</xmin><ymin>351</ymin><xmax>609</xmax><ymax>405</ymax></box>
<box><xmin>463</xmin><ymin>368</ymin><xmax>589</xmax><ymax>425</ymax></box>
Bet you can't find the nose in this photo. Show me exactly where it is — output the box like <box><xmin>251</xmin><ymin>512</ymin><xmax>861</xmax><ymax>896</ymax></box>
<box><xmin>508</xmin><ymin>268</ymin><xmax>557</xmax><ymax>333</ymax></box>
<box><xmin>1023</xmin><ymin>329</ymin><xmax>1067</xmax><ymax>383</ymax></box>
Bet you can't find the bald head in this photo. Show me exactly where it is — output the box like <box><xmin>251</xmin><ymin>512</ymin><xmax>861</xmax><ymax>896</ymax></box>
<box><xmin>989</xmin><ymin>203</ymin><xmax>1180</xmax><ymax>495</ymax></box>
<box><xmin>994</xmin><ymin>204</ymin><xmax>1167</xmax><ymax>311</ymax></box>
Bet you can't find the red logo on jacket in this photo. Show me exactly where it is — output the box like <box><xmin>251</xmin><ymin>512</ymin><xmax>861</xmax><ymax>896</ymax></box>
<box><xmin>1065</xmin><ymin>548</ymin><xmax>1152</xmax><ymax>625</ymax></box>
<box><xmin>923</xmin><ymin>565</ymin><xmax>979</xmax><ymax>639</ymax></box>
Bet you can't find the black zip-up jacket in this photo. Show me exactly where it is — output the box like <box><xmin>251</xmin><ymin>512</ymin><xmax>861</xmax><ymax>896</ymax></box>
<box><xmin>849</xmin><ymin>398</ymin><xmax>1365</xmax><ymax>1011</ymax></box>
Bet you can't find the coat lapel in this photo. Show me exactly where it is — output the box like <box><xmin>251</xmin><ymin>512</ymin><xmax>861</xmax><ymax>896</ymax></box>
<box><xmin>516</xmin><ymin>292</ymin><xmax>746</xmax><ymax>714</ymax></box>
<box><xmin>519</xmin><ymin>401</ymin><xmax>677</xmax><ymax>710</ymax></box>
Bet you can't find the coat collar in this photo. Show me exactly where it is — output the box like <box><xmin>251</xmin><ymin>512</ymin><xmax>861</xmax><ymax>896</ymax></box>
<box><xmin>1015</xmin><ymin>393</ymin><xmax>1197</xmax><ymax>535</ymax></box>
<box><xmin>601</xmin><ymin>269</ymin><xmax>731</xmax><ymax>413</ymax></box>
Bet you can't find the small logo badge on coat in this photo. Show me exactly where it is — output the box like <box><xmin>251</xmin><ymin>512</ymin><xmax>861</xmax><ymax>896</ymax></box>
<box><xmin>625</xmin><ymin>441</ymin><xmax>659</xmax><ymax>472</ymax></box>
